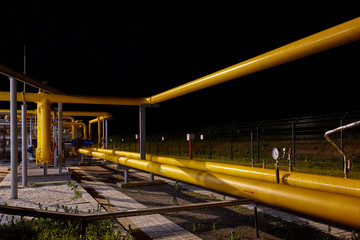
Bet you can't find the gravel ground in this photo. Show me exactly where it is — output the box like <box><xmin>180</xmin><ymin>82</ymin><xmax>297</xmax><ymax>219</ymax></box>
<box><xmin>0</xmin><ymin>169</ymin><xmax>101</xmax><ymax>224</ymax></box>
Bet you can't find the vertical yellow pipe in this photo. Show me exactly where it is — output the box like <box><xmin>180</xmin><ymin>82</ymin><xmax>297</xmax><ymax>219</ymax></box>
<box><xmin>35</xmin><ymin>92</ymin><xmax>53</xmax><ymax>163</ymax></box>
<box><xmin>35</xmin><ymin>102</ymin><xmax>41</xmax><ymax>164</ymax></box>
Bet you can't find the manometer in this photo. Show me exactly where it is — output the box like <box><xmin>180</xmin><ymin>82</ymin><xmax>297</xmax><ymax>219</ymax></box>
<box><xmin>271</xmin><ymin>148</ymin><xmax>281</xmax><ymax>160</ymax></box>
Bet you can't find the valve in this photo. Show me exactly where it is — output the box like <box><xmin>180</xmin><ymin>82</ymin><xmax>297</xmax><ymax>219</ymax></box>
<box><xmin>271</xmin><ymin>147</ymin><xmax>293</xmax><ymax>183</ymax></box>
<box><xmin>27</xmin><ymin>146</ymin><xmax>34</xmax><ymax>154</ymax></box>
<box><xmin>70</xmin><ymin>139</ymin><xmax>77</xmax><ymax>147</ymax></box>
<box><xmin>82</xmin><ymin>139</ymin><xmax>90</xmax><ymax>147</ymax></box>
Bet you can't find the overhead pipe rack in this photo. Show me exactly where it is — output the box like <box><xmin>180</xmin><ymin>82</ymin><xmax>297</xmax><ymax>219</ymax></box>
<box><xmin>1</xmin><ymin>16</ymin><xmax>360</xmax><ymax>228</ymax></box>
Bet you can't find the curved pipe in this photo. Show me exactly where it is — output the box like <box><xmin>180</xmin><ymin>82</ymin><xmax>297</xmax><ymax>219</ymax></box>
<box><xmin>147</xmin><ymin>17</ymin><xmax>360</xmax><ymax>103</ymax></box>
<box><xmin>53</xmin><ymin>121</ymin><xmax>88</xmax><ymax>139</ymax></box>
<box><xmin>78</xmin><ymin>148</ymin><xmax>360</xmax><ymax>228</ymax></box>
<box><xmin>325</xmin><ymin>120</ymin><xmax>360</xmax><ymax>178</ymax></box>
<box><xmin>90</xmin><ymin>148</ymin><xmax>360</xmax><ymax>198</ymax></box>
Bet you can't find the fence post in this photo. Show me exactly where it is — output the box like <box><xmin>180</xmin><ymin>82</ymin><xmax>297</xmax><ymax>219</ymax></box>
<box><xmin>209</xmin><ymin>128</ymin><xmax>212</xmax><ymax>159</ymax></box>
<box><xmin>230</xmin><ymin>126</ymin><xmax>233</xmax><ymax>160</ymax></box>
<box><xmin>292</xmin><ymin>118</ymin><xmax>300</xmax><ymax>167</ymax></box>
<box><xmin>256</xmin><ymin>121</ymin><xmax>263</xmax><ymax>163</ymax></box>
<box><xmin>340</xmin><ymin>112</ymin><xmax>349</xmax><ymax>169</ymax></box>
<box><xmin>251</xmin><ymin>131</ymin><xmax>254</xmax><ymax>165</ymax></box>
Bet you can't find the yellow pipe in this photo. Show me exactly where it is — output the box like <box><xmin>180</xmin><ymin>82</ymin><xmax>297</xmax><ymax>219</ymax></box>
<box><xmin>36</xmin><ymin>92</ymin><xmax>53</xmax><ymax>163</ymax></box>
<box><xmin>53</xmin><ymin>121</ymin><xmax>88</xmax><ymax>139</ymax></box>
<box><xmin>0</xmin><ymin>109</ymin><xmax>112</xmax><ymax>118</ymax></box>
<box><xmin>91</xmin><ymin>148</ymin><xmax>360</xmax><ymax>198</ymax></box>
<box><xmin>147</xmin><ymin>17</ymin><xmax>360</xmax><ymax>103</ymax></box>
<box><xmin>89</xmin><ymin>116</ymin><xmax>109</xmax><ymax>143</ymax></box>
<box><xmin>0</xmin><ymin>92</ymin><xmax>147</xmax><ymax>106</ymax></box>
<box><xmin>78</xmin><ymin>148</ymin><xmax>360</xmax><ymax>228</ymax></box>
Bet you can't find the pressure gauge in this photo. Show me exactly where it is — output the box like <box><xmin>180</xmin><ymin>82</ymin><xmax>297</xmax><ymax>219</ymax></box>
<box><xmin>272</xmin><ymin>148</ymin><xmax>281</xmax><ymax>160</ymax></box>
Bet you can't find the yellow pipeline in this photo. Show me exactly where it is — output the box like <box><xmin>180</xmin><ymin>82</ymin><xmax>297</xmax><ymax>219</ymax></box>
<box><xmin>0</xmin><ymin>92</ymin><xmax>146</xmax><ymax>106</ymax></box>
<box><xmin>90</xmin><ymin>148</ymin><xmax>360</xmax><ymax>198</ymax></box>
<box><xmin>147</xmin><ymin>17</ymin><xmax>360</xmax><ymax>103</ymax></box>
<box><xmin>0</xmin><ymin>109</ymin><xmax>112</xmax><ymax>118</ymax></box>
<box><xmin>78</xmin><ymin>148</ymin><xmax>360</xmax><ymax>228</ymax></box>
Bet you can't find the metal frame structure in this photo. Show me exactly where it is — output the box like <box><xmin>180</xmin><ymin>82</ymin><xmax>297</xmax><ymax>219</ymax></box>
<box><xmin>0</xmin><ymin>16</ymin><xmax>360</xmax><ymax>229</ymax></box>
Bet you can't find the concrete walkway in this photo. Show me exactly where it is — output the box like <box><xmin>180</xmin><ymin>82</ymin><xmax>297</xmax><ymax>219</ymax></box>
<box><xmin>72</xmin><ymin>166</ymin><xmax>201</xmax><ymax>240</ymax></box>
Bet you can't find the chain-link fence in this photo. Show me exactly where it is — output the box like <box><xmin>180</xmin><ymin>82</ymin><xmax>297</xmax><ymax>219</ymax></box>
<box><xmin>108</xmin><ymin>111</ymin><xmax>360</xmax><ymax>177</ymax></box>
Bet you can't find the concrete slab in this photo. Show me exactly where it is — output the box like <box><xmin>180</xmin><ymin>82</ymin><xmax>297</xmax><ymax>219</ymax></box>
<box><xmin>117</xmin><ymin>179</ymin><xmax>165</xmax><ymax>188</ymax></box>
<box><xmin>72</xmin><ymin>167</ymin><xmax>201</xmax><ymax>240</ymax></box>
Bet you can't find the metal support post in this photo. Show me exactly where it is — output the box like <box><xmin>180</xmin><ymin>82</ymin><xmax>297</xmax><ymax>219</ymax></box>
<box><xmin>254</xmin><ymin>205</ymin><xmax>260</xmax><ymax>238</ymax></box>
<box><xmin>58</xmin><ymin>103</ymin><xmax>63</xmax><ymax>174</ymax></box>
<box><xmin>21</xmin><ymin>103</ymin><xmax>28</xmax><ymax>187</ymax></box>
<box><xmin>43</xmin><ymin>163</ymin><xmax>47</xmax><ymax>175</ymax></box>
<box><xmin>139</xmin><ymin>103</ymin><xmax>159</xmax><ymax>182</ymax></box>
<box><xmin>139</xmin><ymin>104</ymin><xmax>152</xmax><ymax>181</ymax></box>
<box><xmin>53</xmin><ymin>108</ymin><xmax>58</xmax><ymax>167</ymax></box>
<box><xmin>124</xmin><ymin>167</ymin><xmax>129</xmax><ymax>184</ymax></box>
<box><xmin>10</xmin><ymin>77</ymin><xmax>18</xmax><ymax>199</ymax></box>
<box><xmin>105</xmin><ymin>119</ymin><xmax>108</xmax><ymax>149</ymax></box>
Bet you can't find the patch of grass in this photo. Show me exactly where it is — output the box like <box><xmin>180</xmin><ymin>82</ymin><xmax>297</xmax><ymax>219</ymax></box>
<box><xmin>29</xmin><ymin>182</ymin><xmax>40</xmax><ymax>188</ymax></box>
<box><xmin>0</xmin><ymin>205</ymin><xmax>132</xmax><ymax>240</ymax></box>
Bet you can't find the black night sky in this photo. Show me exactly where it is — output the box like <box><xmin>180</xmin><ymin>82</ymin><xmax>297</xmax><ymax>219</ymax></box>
<box><xmin>1</xmin><ymin>1</ymin><xmax>360</xmax><ymax>132</ymax></box>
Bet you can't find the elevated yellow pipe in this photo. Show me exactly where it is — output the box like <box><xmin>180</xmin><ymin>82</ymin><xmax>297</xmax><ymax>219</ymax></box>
<box><xmin>91</xmin><ymin>148</ymin><xmax>360</xmax><ymax>198</ymax></box>
<box><xmin>78</xmin><ymin>148</ymin><xmax>360</xmax><ymax>228</ymax></box>
<box><xmin>0</xmin><ymin>109</ymin><xmax>112</xmax><ymax>117</ymax></box>
<box><xmin>148</xmin><ymin>17</ymin><xmax>360</xmax><ymax>103</ymax></box>
<box><xmin>0</xmin><ymin>92</ymin><xmax>147</xmax><ymax>106</ymax></box>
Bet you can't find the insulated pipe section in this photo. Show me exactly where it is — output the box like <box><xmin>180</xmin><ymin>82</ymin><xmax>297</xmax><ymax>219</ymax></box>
<box><xmin>36</xmin><ymin>92</ymin><xmax>53</xmax><ymax>163</ymax></box>
<box><xmin>78</xmin><ymin>148</ymin><xmax>360</xmax><ymax>228</ymax></box>
<box><xmin>90</xmin><ymin>148</ymin><xmax>360</xmax><ymax>198</ymax></box>
<box><xmin>147</xmin><ymin>17</ymin><xmax>360</xmax><ymax>104</ymax></box>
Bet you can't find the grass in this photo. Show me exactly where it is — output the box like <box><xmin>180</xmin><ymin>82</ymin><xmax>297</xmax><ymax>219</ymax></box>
<box><xmin>109</xmin><ymin>135</ymin><xmax>360</xmax><ymax>179</ymax></box>
<box><xmin>0</xmin><ymin>205</ymin><xmax>131</xmax><ymax>240</ymax></box>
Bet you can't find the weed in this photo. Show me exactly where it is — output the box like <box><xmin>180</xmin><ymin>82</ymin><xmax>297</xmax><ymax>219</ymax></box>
<box><xmin>169</xmin><ymin>180</ymin><xmax>183</xmax><ymax>205</ymax></box>
<box><xmin>228</xmin><ymin>227</ymin><xmax>243</xmax><ymax>240</ymax></box>
<box><xmin>191</xmin><ymin>222</ymin><xmax>202</xmax><ymax>233</ymax></box>
<box><xmin>67</xmin><ymin>180</ymin><xmax>83</xmax><ymax>199</ymax></box>
<box><xmin>29</xmin><ymin>182</ymin><xmax>40</xmax><ymax>188</ymax></box>
<box><xmin>107</xmin><ymin>197</ymin><xmax>111</xmax><ymax>211</ymax></box>
<box><xmin>211</xmin><ymin>222</ymin><xmax>217</xmax><ymax>233</ymax></box>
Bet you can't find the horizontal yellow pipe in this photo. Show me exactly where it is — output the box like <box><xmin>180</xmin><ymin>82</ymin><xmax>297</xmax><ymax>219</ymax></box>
<box><xmin>0</xmin><ymin>109</ymin><xmax>112</xmax><ymax>117</ymax></box>
<box><xmin>91</xmin><ymin>148</ymin><xmax>360</xmax><ymax>198</ymax></box>
<box><xmin>0</xmin><ymin>92</ymin><xmax>147</xmax><ymax>106</ymax></box>
<box><xmin>78</xmin><ymin>148</ymin><xmax>360</xmax><ymax>228</ymax></box>
<box><xmin>148</xmin><ymin>17</ymin><xmax>360</xmax><ymax>103</ymax></box>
